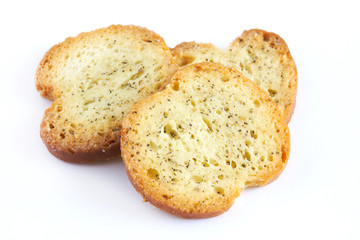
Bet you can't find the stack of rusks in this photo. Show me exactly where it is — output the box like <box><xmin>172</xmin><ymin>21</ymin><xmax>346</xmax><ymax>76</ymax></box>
<box><xmin>36</xmin><ymin>25</ymin><xmax>297</xmax><ymax>218</ymax></box>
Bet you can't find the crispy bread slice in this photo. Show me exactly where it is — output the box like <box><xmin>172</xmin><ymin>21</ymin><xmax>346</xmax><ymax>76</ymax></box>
<box><xmin>36</xmin><ymin>25</ymin><xmax>177</xmax><ymax>162</ymax></box>
<box><xmin>121</xmin><ymin>63</ymin><xmax>290</xmax><ymax>218</ymax></box>
<box><xmin>172</xmin><ymin>29</ymin><xmax>297</xmax><ymax>123</ymax></box>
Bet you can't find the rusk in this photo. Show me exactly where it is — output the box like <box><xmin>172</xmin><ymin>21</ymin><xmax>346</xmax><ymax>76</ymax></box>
<box><xmin>121</xmin><ymin>63</ymin><xmax>290</xmax><ymax>218</ymax></box>
<box><xmin>36</xmin><ymin>25</ymin><xmax>177</xmax><ymax>162</ymax></box>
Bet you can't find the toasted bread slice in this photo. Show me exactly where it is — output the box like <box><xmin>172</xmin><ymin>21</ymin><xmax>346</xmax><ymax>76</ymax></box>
<box><xmin>172</xmin><ymin>29</ymin><xmax>297</xmax><ymax>123</ymax></box>
<box><xmin>36</xmin><ymin>25</ymin><xmax>177</xmax><ymax>163</ymax></box>
<box><xmin>121</xmin><ymin>63</ymin><xmax>290</xmax><ymax>218</ymax></box>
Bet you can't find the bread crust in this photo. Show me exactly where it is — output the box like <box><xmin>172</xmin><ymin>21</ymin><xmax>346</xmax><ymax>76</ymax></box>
<box><xmin>172</xmin><ymin>29</ymin><xmax>297</xmax><ymax>124</ymax></box>
<box><xmin>41</xmin><ymin>135</ymin><xmax>120</xmax><ymax>163</ymax></box>
<box><xmin>37</xmin><ymin>25</ymin><xmax>177</xmax><ymax>162</ymax></box>
<box><xmin>121</xmin><ymin>63</ymin><xmax>290</xmax><ymax>217</ymax></box>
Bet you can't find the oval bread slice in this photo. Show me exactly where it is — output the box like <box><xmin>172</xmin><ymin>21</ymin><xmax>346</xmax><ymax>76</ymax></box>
<box><xmin>121</xmin><ymin>63</ymin><xmax>290</xmax><ymax>218</ymax></box>
<box><xmin>172</xmin><ymin>29</ymin><xmax>297</xmax><ymax>123</ymax></box>
<box><xmin>36</xmin><ymin>25</ymin><xmax>177</xmax><ymax>162</ymax></box>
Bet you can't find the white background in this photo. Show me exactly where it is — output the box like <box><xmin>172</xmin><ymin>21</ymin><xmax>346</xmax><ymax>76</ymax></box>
<box><xmin>1</xmin><ymin>0</ymin><xmax>359</xmax><ymax>239</ymax></box>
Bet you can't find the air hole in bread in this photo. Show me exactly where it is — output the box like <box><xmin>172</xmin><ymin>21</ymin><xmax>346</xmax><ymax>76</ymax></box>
<box><xmin>245</xmin><ymin>151</ymin><xmax>251</xmax><ymax>161</ymax></box>
<box><xmin>214</xmin><ymin>186</ymin><xmax>225</xmax><ymax>196</ymax></box>
<box><xmin>253</xmin><ymin>100</ymin><xmax>260</xmax><ymax>108</ymax></box>
<box><xmin>268</xmin><ymin>154</ymin><xmax>273</xmax><ymax>162</ymax></box>
<box><xmin>231</xmin><ymin>161</ymin><xmax>237</xmax><ymax>169</ymax></box>
<box><xmin>147</xmin><ymin>168</ymin><xmax>160</xmax><ymax>180</ymax></box>
<box><xmin>192</xmin><ymin>175</ymin><xmax>203</xmax><ymax>183</ymax></box>
<box><xmin>268</xmin><ymin>89</ymin><xmax>277</xmax><ymax>97</ymax></box>
<box><xmin>218</xmin><ymin>174</ymin><xmax>224</xmax><ymax>180</ymax></box>
<box><xmin>202</xmin><ymin>116</ymin><xmax>213</xmax><ymax>132</ymax></box>
<box><xmin>202</xmin><ymin>161</ymin><xmax>209</xmax><ymax>167</ymax></box>
<box><xmin>149</xmin><ymin>141</ymin><xmax>158</xmax><ymax>151</ymax></box>
<box><xmin>216</xmin><ymin>109</ymin><xmax>221</xmax><ymax>115</ymax></box>
<box><xmin>164</xmin><ymin>124</ymin><xmax>179</xmax><ymax>139</ymax></box>
<box><xmin>49</xmin><ymin>123</ymin><xmax>55</xmax><ymax>129</ymax></box>
<box><xmin>172</xmin><ymin>81</ymin><xmax>180</xmax><ymax>91</ymax></box>
<box><xmin>142</xmin><ymin>39</ymin><xmax>152</xmax><ymax>43</ymax></box>
<box><xmin>245</xmin><ymin>140</ymin><xmax>252</xmax><ymax>147</ymax></box>
<box><xmin>84</xmin><ymin>99</ymin><xmax>95</xmax><ymax>106</ymax></box>
<box><xmin>60</xmin><ymin>133</ymin><xmax>65</xmax><ymax>139</ymax></box>
<box><xmin>250</xmin><ymin>130</ymin><xmax>258</xmax><ymax>139</ymax></box>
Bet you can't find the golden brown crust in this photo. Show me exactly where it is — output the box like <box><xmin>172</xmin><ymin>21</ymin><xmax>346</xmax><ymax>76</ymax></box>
<box><xmin>41</xmin><ymin>135</ymin><xmax>120</xmax><ymax>163</ymax></box>
<box><xmin>37</xmin><ymin>25</ymin><xmax>177</xmax><ymax>163</ymax></box>
<box><xmin>121</xmin><ymin>63</ymin><xmax>290</xmax><ymax>217</ymax></box>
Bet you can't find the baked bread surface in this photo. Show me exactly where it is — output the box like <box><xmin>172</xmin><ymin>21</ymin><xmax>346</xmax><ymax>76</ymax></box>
<box><xmin>36</xmin><ymin>25</ymin><xmax>177</xmax><ymax>162</ymax></box>
<box><xmin>172</xmin><ymin>29</ymin><xmax>297</xmax><ymax>123</ymax></box>
<box><xmin>121</xmin><ymin>63</ymin><xmax>290</xmax><ymax>218</ymax></box>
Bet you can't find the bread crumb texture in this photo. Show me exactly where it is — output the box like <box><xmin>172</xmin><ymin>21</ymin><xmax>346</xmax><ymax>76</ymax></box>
<box><xmin>37</xmin><ymin>25</ymin><xmax>177</xmax><ymax>162</ymax></box>
<box><xmin>121</xmin><ymin>63</ymin><xmax>290</xmax><ymax>218</ymax></box>
<box><xmin>172</xmin><ymin>29</ymin><xmax>297</xmax><ymax>123</ymax></box>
